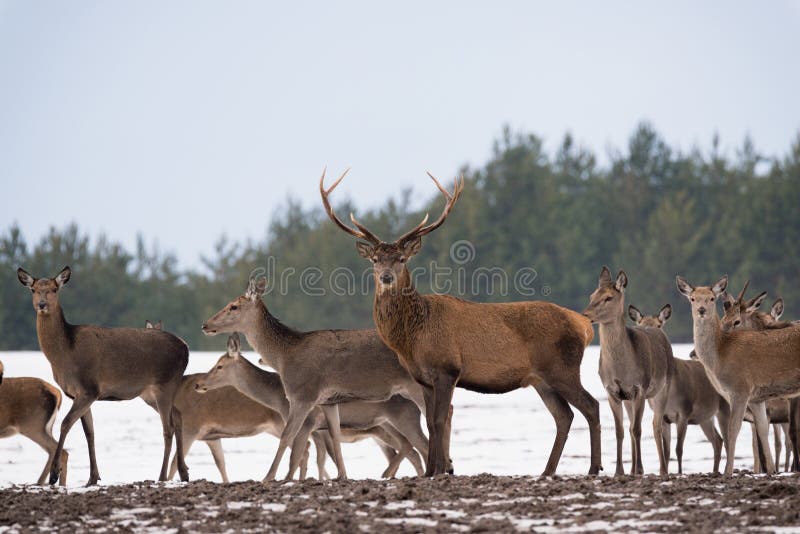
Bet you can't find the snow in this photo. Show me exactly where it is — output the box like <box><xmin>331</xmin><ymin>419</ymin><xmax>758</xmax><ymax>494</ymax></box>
<box><xmin>0</xmin><ymin>345</ymin><xmax>767</xmax><ymax>487</ymax></box>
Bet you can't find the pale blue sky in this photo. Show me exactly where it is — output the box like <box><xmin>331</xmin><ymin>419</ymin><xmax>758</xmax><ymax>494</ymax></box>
<box><xmin>1</xmin><ymin>1</ymin><xmax>798</xmax><ymax>269</ymax></box>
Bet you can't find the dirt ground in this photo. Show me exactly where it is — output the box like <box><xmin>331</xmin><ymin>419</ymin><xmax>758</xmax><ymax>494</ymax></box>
<box><xmin>2</xmin><ymin>473</ymin><xmax>800</xmax><ymax>533</ymax></box>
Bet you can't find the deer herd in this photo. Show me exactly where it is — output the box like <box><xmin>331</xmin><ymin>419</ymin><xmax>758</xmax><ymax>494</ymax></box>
<box><xmin>2</xmin><ymin>169</ymin><xmax>800</xmax><ymax>487</ymax></box>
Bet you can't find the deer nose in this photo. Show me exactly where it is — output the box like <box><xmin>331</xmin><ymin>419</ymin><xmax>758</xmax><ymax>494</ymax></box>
<box><xmin>380</xmin><ymin>273</ymin><xmax>394</xmax><ymax>284</ymax></box>
<box><xmin>697</xmin><ymin>306</ymin><xmax>707</xmax><ymax>316</ymax></box>
<box><xmin>38</xmin><ymin>302</ymin><xmax>47</xmax><ymax>310</ymax></box>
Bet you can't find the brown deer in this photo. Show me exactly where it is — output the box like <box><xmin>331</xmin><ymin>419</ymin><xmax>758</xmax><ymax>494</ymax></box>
<box><xmin>719</xmin><ymin>285</ymin><xmax>799</xmax><ymax>472</ymax></box>
<box><xmin>320</xmin><ymin>168</ymin><xmax>600</xmax><ymax>476</ymax></box>
<box><xmin>16</xmin><ymin>266</ymin><xmax>190</xmax><ymax>485</ymax></box>
<box><xmin>628</xmin><ymin>304</ymin><xmax>728</xmax><ymax>474</ymax></box>
<box><xmin>143</xmin><ymin>320</ymin><xmax>324</xmax><ymax>482</ymax></box>
<box><xmin>583</xmin><ymin>268</ymin><xmax>673</xmax><ymax>476</ymax></box>
<box><xmin>201</xmin><ymin>283</ymin><xmax>434</xmax><ymax>481</ymax></box>
<box><xmin>195</xmin><ymin>334</ymin><xmax>427</xmax><ymax>479</ymax></box>
<box><xmin>0</xmin><ymin>360</ymin><xmax>69</xmax><ymax>485</ymax></box>
<box><xmin>675</xmin><ymin>275</ymin><xmax>800</xmax><ymax>475</ymax></box>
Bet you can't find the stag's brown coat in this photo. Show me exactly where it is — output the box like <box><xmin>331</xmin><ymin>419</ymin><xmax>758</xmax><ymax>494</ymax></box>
<box><xmin>320</xmin><ymin>168</ymin><xmax>601</xmax><ymax>476</ymax></box>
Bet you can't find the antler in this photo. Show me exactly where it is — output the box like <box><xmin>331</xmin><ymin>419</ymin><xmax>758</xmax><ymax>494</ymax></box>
<box><xmin>319</xmin><ymin>167</ymin><xmax>381</xmax><ymax>244</ymax></box>
<box><xmin>395</xmin><ymin>172</ymin><xmax>465</xmax><ymax>245</ymax></box>
<box><xmin>736</xmin><ymin>280</ymin><xmax>750</xmax><ymax>303</ymax></box>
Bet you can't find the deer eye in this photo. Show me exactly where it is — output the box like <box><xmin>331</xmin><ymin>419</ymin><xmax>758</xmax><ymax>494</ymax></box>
<box><xmin>605</xmin><ymin>296</ymin><xmax>613</xmax><ymax>302</ymax></box>
<box><xmin>691</xmin><ymin>298</ymin><xmax>695</xmax><ymax>302</ymax></box>
<box><xmin>370</xmin><ymin>257</ymin><xmax>377</xmax><ymax>263</ymax></box>
<box><xmin>230</xmin><ymin>305</ymin><xmax>238</xmax><ymax>311</ymax></box>
<box><xmin>710</xmin><ymin>297</ymin><xmax>715</xmax><ymax>302</ymax></box>
<box><xmin>217</xmin><ymin>365</ymin><xmax>223</xmax><ymax>370</ymax></box>
<box><xmin>399</xmin><ymin>257</ymin><xmax>407</xmax><ymax>264</ymax></box>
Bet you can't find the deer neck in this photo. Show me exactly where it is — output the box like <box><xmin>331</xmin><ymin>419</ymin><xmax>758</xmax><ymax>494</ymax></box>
<box><xmin>242</xmin><ymin>301</ymin><xmax>303</xmax><ymax>373</ymax></box>
<box><xmin>231</xmin><ymin>358</ymin><xmax>290</xmax><ymax>418</ymax></box>
<box><xmin>373</xmin><ymin>275</ymin><xmax>428</xmax><ymax>357</ymax></box>
<box><xmin>35</xmin><ymin>305</ymin><xmax>72</xmax><ymax>364</ymax></box>
<box><xmin>598</xmin><ymin>313</ymin><xmax>633</xmax><ymax>361</ymax></box>
<box><xmin>692</xmin><ymin>313</ymin><xmax>721</xmax><ymax>369</ymax></box>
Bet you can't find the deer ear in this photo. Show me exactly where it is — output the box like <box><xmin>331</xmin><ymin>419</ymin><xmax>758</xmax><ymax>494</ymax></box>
<box><xmin>614</xmin><ymin>270</ymin><xmax>628</xmax><ymax>291</ymax></box>
<box><xmin>227</xmin><ymin>333</ymin><xmax>241</xmax><ymax>357</ymax></box>
<box><xmin>254</xmin><ymin>277</ymin><xmax>268</xmax><ymax>297</ymax></box>
<box><xmin>402</xmin><ymin>236</ymin><xmax>422</xmax><ymax>259</ymax></box>
<box><xmin>628</xmin><ymin>305</ymin><xmax>642</xmax><ymax>323</ymax></box>
<box><xmin>746</xmin><ymin>292</ymin><xmax>767</xmax><ymax>313</ymax></box>
<box><xmin>356</xmin><ymin>241</ymin><xmax>374</xmax><ymax>260</ymax></box>
<box><xmin>155</xmin><ymin>321</ymin><xmax>162</xmax><ymax>330</ymax></box>
<box><xmin>599</xmin><ymin>266</ymin><xmax>612</xmax><ymax>286</ymax></box>
<box><xmin>145</xmin><ymin>320</ymin><xmax>154</xmax><ymax>329</ymax></box>
<box><xmin>17</xmin><ymin>268</ymin><xmax>35</xmax><ymax>288</ymax></box>
<box><xmin>54</xmin><ymin>266</ymin><xmax>71</xmax><ymax>289</ymax></box>
<box><xmin>676</xmin><ymin>276</ymin><xmax>694</xmax><ymax>297</ymax></box>
<box><xmin>712</xmin><ymin>275</ymin><xmax>728</xmax><ymax>297</ymax></box>
<box><xmin>771</xmin><ymin>298</ymin><xmax>784</xmax><ymax>320</ymax></box>
<box><xmin>659</xmin><ymin>304</ymin><xmax>672</xmax><ymax>323</ymax></box>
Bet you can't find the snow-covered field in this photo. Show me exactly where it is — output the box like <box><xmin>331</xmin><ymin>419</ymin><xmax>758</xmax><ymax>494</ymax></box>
<box><xmin>0</xmin><ymin>345</ymin><xmax>763</xmax><ymax>487</ymax></box>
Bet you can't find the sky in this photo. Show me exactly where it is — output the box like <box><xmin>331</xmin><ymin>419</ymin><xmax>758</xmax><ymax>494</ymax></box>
<box><xmin>1</xmin><ymin>1</ymin><xmax>799</xmax><ymax>269</ymax></box>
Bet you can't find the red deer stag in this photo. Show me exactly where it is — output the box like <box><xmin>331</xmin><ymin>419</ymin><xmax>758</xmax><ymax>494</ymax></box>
<box><xmin>17</xmin><ymin>266</ymin><xmax>189</xmax><ymax>485</ymax></box>
<box><xmin>320</xmin><ymin>168</ymin><xmax>600</xmax><ymax>476</ymax></box>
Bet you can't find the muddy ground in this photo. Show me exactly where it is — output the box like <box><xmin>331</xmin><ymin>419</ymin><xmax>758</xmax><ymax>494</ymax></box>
<box><xmin>2</xmin><ymin>473</ymin><xmax>800</xmax><ymax>532</ymax></box>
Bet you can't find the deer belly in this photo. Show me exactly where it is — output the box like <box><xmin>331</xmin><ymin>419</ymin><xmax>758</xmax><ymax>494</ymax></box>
<box><xmin>457</xmin><ymin>362</ymin><xmax>530</xmax><ymax>394</ymax></box>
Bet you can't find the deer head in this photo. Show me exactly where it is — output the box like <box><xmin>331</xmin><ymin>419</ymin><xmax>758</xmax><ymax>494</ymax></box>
<box><xmin>628</xmin><ymin>304</ymin><xmax>672</xmax><ymax>329</ymax></box>
<box><xmin>676</xmin><ymin>274</ymin><xmax>728</xmax><ymax>323</ymax></box>
<box><xmin>319</xmin><ymin>167</ymin><xmax>464</xmax><ymax>293</ymax></box>
<box><xmin>17</xmin><ymin>266</ymin><xmax>71</xmax><ymax>316</ymax></box>
<box><xmin>719</xmin><ymin>280</ymin><xmax>768</xmax><ymax>332</ymax></box>
<box><xmin>195</xmin><ymin>334</ymin><xmax>244</xmax><ymax>393</ymax></box>
<box><xmin>202</xmin><ymin>277</ymin><xmax>268</xmax><ymax>336</ymax></box>
<box><xmin>582</xmin><ymin>266</ymin><xmax>628</xmax><ymax>324</ymax></box>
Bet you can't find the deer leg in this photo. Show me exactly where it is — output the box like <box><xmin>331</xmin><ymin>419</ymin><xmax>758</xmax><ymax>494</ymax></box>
<box><xmin>431</xmin><ymin>372</ymin><xmax>457</xmax><ymax>476</ymax></box>
<box><xmin>171</xmin><ymin>407</ymin><xmax>189</xmax><ymax>481</ymax></box>
<box><xmin>319</xmin><ymin>404</ymin><xmax>348</xmax><ymax>480</ymax></box>
<box><xmin>751</xmin><ymin>422</ymin><xmax>763</xmax><ymax>473</ymax></box>
<box><xmin>750</xmin><ymin>401</ymin><xmax>776</xmax><ymax>474</ymax></box>
<box><xmin>312</xmin><ymin>432</ymin><xmax>330</xmax><ymax>480</ymax></box>
<box><xmin>168</xmin><ymin>433</ymin><xmax>195</xmax><ymax>481</ymax></box>
<box><xmin>608</xmin><ymin>396</ymin><xmax>625</xmax><ymax>476</ymax></box>
<box><xmin>285</xmin><ymin>417</ymin><xmax>319</xmax><ymax>481</ymax></box>
<box><xmin>624</xmin><ymin>399</ymin><xmax>644</xmax><ymax>475</ymax></box>
<box><xmin>661</xmin><ymin>421</ymin><xmax>672</xmax><ymax>471</ymax></box>
<box><xmin>422</xmin><ymin>384</ymin><xmax>437</xmax><ymax>476</ymax></box>
<box><xmin>50</xmin><ymin>395</ymin><xmax>95</xmax><ymax>485</ymax></box>
<box><xmin>549</xmin><ymin>377</ymin><xmax>601</xmax><ymax>476</ymax></box>
<box><xmin>264</xmin><ymin>402</ymin><xmax>314</xmax><ymax>482</ymax></box>
<box><xmin>444</xmin><ymin>403</ymin><xmax>454</xmax><ymax>474</ymax></box>
<box><xmin>724</xmin><ymin>398</ymin><xmax>748</xmax><ymax>476</ymax></box>
<box><xmin>24</xmin><ymin>426</ymin><xmax>64</xmax><ymax>486</ymax></box>
<box><xmin>781</xmin><ymin>423</ymin><xmax>791</xmax><ymax>471</ymax></box>
<box><xmin>204</xmin><ymin>440</ymin><xmax>230</xmax><ymax>483</ymax></box>
<box><xmin>773</xmin><ymin>424</ymin><xmax>782</xmax><ymax>474</ymax></box>
<box><xmin>698</xmin><ymin>419</ymin><xmax>723</xmax><ymax>474</ymax></box>
<box><xmin>675</xmin><ymin>417</ymin><xmax>688</xmax><ymax>475</ymax></box>
<box><xmin>297</xmin><ymin>440</ymin><xmax>311</xmax><ymax>481</ymax></box>
<box><xmin>716</xmin><ymin>403</ymin><xmax>731</xmax><ymax>466</ymax></box>
<box><xmin>532</xmin><ymin>382</ymin><xmax>573</xmax><ymax>477</ymax></box>
<box><xmin>790</xmin><ymin>398</ymin><xmax>800</xmax><ymax>472</ymax></box>
<box><xmin>383</xmin><ymin>423</ymin><xmax>424</xmax><ymax>477</ymax></box>
<box><xmin>387</xmin><ymin>409</ymin><xmax>429</xmax><ymax>475</ymax></box>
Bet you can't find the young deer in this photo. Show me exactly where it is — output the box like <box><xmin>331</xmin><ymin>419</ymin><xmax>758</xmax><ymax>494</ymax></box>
<box><xmin>201</xmin><ymin>279</ymin><xmax>433</xmax><ymax>481</ymax></box>
<box><xmin>583</xmin><ymin>268</ymin><xmax>674</xmax><ymax>476</ymax></box>
<box><xmin>195</xmin><ymin>334</ymin><xmax>427</xmax><ymax>479</ymax></box>
<box><xmin>320</xmin><ymin>169</ymin><xmax>600</xmax><ymax>476</ymax></box>
<box><xmin>144</xmin><ymin>320</ymin><xmax>322</xmax><ymax>482</ymax></box>
<box><xmin>629</xmin><ymin>304</ymin><xmax>728</xmax><ymax>474</ymax></box>
<box><xmin>17</xmin><ymin>266</ymin><xmax>190</xmax><ymax>485</ymax></box>
<box><xmin>0</xmin><ymin>360</ymin><xmax>69</xmax><ymax>485</ymax></box>
<box><xmin>676</xmin><ymin>275</ymin><xmax>800</xmax><ymax>475</ymax></box>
